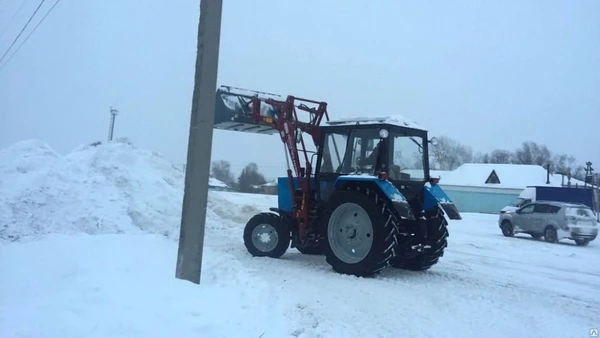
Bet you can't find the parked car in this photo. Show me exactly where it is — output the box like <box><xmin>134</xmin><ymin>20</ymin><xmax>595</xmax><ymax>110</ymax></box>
<box><xmin>498</xmin><ymin>200</ymin><xmax>598</xmax><ymax>246</ymax></box>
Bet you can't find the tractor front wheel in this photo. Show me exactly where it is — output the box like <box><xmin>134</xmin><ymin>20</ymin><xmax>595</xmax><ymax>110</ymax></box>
<box><xmin>243</xmin><ymin>212</ymin><xmax>290</xmax><ymax>258</ymax></box>
<box><xmin>324</xmin><ymin>188</ymin><xmax>398</xmax><ymax>277</ymax></box>
<box><xmin>389</xmin><ymin>207</ymin><xmax>449</xmax><ymax>271</ymax></box>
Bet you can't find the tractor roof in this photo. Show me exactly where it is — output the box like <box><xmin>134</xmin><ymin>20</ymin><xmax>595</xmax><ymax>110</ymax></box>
<box><xmin>325</xmin><ymin>115</ymin><xmax>427</xmax><ymax>132</ymax></box>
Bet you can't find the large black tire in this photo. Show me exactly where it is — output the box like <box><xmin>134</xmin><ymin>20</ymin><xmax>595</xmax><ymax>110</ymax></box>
<box><xmin>389</xmin><ymin>207</ymin><xmax>449</xmax><ymax>271</ymax></box>
<box><xmin>323</xmin><ymin>187</ymin><xmax>399</xmax><ymax>277</ymax></box>
<box><xmin>243</xmin><ymin>212</ymin><xmax>290</xmax><ymax>258</ymax></box>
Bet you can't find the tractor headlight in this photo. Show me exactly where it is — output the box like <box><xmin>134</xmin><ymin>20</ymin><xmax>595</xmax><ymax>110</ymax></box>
<box><xmin>379</xmin><ymin>129</ymin><xmax>389</xmax><ymax>139</ymax></box>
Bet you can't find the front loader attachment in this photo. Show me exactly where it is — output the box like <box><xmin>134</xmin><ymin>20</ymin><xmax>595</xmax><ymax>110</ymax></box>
<box><xmin>213</xmin><ymin>85</ymin><xmax>281</xmax><ymax>135</ymax></box>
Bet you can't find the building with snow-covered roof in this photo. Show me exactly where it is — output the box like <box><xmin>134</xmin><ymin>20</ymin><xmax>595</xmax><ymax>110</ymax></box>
<box><xmin>438</xmin><ymin>163</ymin><xmax>590</xmax><ymax>214</ymax></box>
<box><xmin>209</xmin><ymin>177</ymin><xmax>232</xmax><ymax>191</ymax></box>
<box><xmin>251</xmin><ymin>180</ymin><xmax>278</xmax><ymax>195</ymax></box>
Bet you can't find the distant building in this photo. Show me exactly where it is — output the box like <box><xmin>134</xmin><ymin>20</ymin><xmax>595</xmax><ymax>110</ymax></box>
<box><xmin>251</xmin><ymin>180</ymin><xmax>278</xmax><ymax>195</ymax></box>
<box><xmin>438</xmin><ymin>163</ymin><xmax>588</xmax><ymax>214</ymax></box>
<box><xmin>208</xmin><ymin>177</ymin><xmax>232</xmax><ymax>191</ymax></box>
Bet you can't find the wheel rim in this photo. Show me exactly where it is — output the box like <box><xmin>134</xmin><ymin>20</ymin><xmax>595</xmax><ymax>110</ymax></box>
<box><xmin>327</xmin><ymin>202</ymin><xmax>374</xmax><ymax>264</ymax></box>
<box><xmin>251</xmin><ymin>223</ymin><xmax>279</xmax><ymax>252</ymax></box>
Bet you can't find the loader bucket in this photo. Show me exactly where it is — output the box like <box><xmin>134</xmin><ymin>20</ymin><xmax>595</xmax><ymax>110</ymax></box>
<box><xmin>213</xmin><ymin>85</ymin><xmax>280</xmax><ymax>135</ymax></box>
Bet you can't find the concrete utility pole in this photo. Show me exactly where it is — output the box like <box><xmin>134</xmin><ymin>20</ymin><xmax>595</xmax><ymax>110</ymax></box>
<box><xmin>175</xmin><ymin>0</ymin><xmax>223</xmax><ymax>284</ymax></box>
<box><xmin>108</xmin><ymin>107</ymin><xmax>119</xmax><ymax>141</ymax></box>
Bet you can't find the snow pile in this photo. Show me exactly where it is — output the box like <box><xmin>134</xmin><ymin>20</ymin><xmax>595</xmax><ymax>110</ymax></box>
<box><xmin>0</xmin><ymin>139</ymin><xmax>184</xmax><ymax>241</ymax></box>
<box><xmin>0</xmin><ymin>139</ymin><xmax>291</xmax><ymax>337</ymax></box>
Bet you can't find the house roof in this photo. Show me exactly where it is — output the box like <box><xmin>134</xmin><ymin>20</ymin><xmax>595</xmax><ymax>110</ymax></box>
<box><xmin>262</xmin><ymin>180</ymin><xmax>278</xmax><ymax>187</ymax></box>
<box><xmin>438</xmin><ymin>163</ymin><xmax>588</xmax><ymax>190</ymax></box>
<box><xmin>209</xmin><ymin>177</ymin><xmax>228</xmax><ymax>188</ymax></box>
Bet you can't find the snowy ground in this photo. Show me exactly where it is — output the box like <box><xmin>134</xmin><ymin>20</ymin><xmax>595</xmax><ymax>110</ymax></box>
<box><xmin>1</xmin><ymin>140</ymin><xmax>599</xmax><ymax>338</ymax></box>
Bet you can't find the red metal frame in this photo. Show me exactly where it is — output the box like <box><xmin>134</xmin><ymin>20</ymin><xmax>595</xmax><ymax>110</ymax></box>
<box><xmin>248</xmin><ymin>95</ymin><xmax>329</xmax><ymax>242</ymax></box>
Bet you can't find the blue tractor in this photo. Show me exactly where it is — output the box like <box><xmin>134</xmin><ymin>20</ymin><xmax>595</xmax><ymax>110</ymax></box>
<box><xmin>214</xmin><ymin>86</ymin><xmax>462</xmax><ymax>277</ymax></box>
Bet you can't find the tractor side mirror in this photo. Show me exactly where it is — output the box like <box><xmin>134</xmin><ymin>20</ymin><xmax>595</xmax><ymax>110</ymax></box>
<box><xmin>429</xmin><ymin>137</ymin><xmax>439</xmax><ymax>147</ymax></box>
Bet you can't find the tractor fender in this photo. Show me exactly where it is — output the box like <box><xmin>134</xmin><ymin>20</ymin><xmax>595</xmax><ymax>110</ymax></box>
<box><xmin>423</xmin><ymin>182</ymin><xmax>462</xmax><ymax>220</ymax></box>
<box><xmin>334</xmin><ymin>175</ymin><xmax>415</xmax><ymax>220</ymax></box>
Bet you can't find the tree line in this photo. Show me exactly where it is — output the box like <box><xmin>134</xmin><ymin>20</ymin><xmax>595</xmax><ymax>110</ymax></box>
<box><xmin>430</xmin><ymin>136</ymin><xmax>595</xmax><ymax>182</ymax></box>
<box><xmin>211</xmin><ymin>160</ymin><xmax>268</xmax><ymax>193</ymax></box>
<box><xmin>209</xmin><ymin>137</ymin><xmax>597</xmax><ymax>190</ymax></box>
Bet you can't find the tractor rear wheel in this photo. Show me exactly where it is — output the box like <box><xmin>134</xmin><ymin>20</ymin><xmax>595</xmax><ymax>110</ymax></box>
<box><xmin>323</xmin><ymin>188</ymin><xmax>399</xmax><ymax>277</ymax></box>
<box><xmin>389</xmin><ymin>207</ymin><xmax>448</xmax><ymax>271</ymax></box>
<box><xmin>243</xmin><ymin>212</ymin><xmax>290</xmax><ymax>258</ymax></box>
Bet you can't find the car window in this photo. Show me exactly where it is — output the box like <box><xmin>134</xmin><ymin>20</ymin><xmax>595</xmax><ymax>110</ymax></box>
<box><xmin>519</xmin><ymin>204</ymin><xmax>534</xmax><ymax>214</ymax></box>
<box><xmin>565</xmin><ymin>207</ymin><xmax>594</xmax><ymax>218</ymax></box>
<box><xmin>510</xmin><ymin>198</ymin><xmax>524</xmax><ymax>207</ymax></box>
<box><xmin>549</xmin><ymin>206</ymin><xmax>561</xmax><ymax>214</ymax></box>
<box><xmin>533</xmin><ymin>204</ymin><xmax>551</xmax><ymax>213</ymax></box>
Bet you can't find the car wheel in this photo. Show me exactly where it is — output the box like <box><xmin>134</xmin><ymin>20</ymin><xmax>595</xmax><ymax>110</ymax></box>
<box><xmin>544</xmin><ymin>226</ymin><xmax>558</xmax><ymax>243</ymax></box>
<box><xmin>501</xmin><ymin>220</ymin><xmax>514</xmax><ymax>237</ymax></box>
<box><xmin>574</xmin><ymin>239</ymin><xmax>590</xmax><ymax>246</ymax></box>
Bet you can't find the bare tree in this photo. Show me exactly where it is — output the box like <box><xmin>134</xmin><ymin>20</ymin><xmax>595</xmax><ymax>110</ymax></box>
<box><xmin>513</xmin><ymin>141</ymin><xmax>552</xmax><ymax>166</ymax></box>
<box><xmin>473</xmin><ymin>152</ymin><xmax>490</xmax><ymax>163</ymax></box>
<box><xmin>211</xmin><ymin>160</ymin><xmax>236</xmax><ymax>187</ymax></box>
<box><xmin>572</xmin><ymin>165</ymin><xmax>585</xmax><ymax>182</ymax></box>
<box><xmin>430</xmin><ymin>136</ymin><xmax>473</xmax><ymax>170</ymax></box>
<box><xmin>237</xmin><ymin>162</ymin><xmax>267</xmax><ymax>193</ymax></box>
<box><xmin>488</xmin><ymin>149</ymin><xmax>513</xmax><ymax>164</ymax></box>
<box><xmin>550</xmin><ymin>153</ymin><xmax>576</xmax><ymax>175</ymax></box>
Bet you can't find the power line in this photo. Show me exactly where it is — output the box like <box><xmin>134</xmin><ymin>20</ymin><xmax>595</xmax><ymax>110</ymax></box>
<box><xmin>0</xmin><ymin>0</ymin><xmax>30</xmax><ymax>41</ymax></box>
<box><xmin>0</xmin><ymin>0</ymin><xmax>46</xmax><ymax>65</ymax></box>
<box><xmin>0</xmin><ymin>0</ymin><xmax>60</xmax><ymax>71</ymax></box>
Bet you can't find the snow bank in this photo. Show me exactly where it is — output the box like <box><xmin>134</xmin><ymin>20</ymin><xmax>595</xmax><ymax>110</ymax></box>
<box><xmin>0</xmin><ymin>139</ymin><xmax>291</xmax><ymax>337</ymax></box>
<box><xmin>0</xmin><ymin>234</ymin><xmax>288</xmax><ymax>338</ymax></box>
<box><xmin>0</xmin><ymin>139</ymin><xmax>184</xmax><ymax>241</ymax></box>
<box><xmin>2</xmin><ymin>139</ymin><xmax>599</xmax><ymax>338</ymax></box>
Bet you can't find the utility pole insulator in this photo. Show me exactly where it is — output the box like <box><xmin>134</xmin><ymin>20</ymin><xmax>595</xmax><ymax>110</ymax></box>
<box><xmin>108</xmin><ymin>107</ymin><xmax>119</xmax><ymax>141</ymax></box>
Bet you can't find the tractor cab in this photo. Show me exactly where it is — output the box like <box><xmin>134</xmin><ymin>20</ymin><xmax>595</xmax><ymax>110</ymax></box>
<box><xmin>316</xmin><ymin>116</ymin><xmax>432</xmax><ymax>203</ymax></box>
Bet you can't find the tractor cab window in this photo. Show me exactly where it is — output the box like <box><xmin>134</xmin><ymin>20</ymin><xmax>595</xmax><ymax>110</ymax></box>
<box><xmin>320</xmin><ymin>132</ymin><xmax>348</xmax><ymax>174</ymax></box>
<box><xmin>341</xmin><ymin>128</ymin><xmax>386</xmax><ymax>175</ymax></box>
<box><xmin>389</xmin><ymin>133</ymin><xmax>426</xmax><ymax>181</ymax></box>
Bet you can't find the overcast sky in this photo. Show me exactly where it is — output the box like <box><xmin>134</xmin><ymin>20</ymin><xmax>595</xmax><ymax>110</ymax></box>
<box><xmin>1</xmin><ymin>0</ymin><xmax>598</xmax><ymax>180</ymax></box>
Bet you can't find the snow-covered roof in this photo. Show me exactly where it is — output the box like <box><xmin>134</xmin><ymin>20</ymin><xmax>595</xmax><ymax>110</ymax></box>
<box><xmin>209</xmin><ymin>177</ymin><xmax>228</xmax><ymax>188</ymax></box>
<box><xmin>326</xmin><ymin>115</ymin><xmax>426</xmax><ymax>131</ymax></box>
<box><xmin>438</xmin><ymin>163</ymin><xmax>588</xmax><ymax>190</ymax></box>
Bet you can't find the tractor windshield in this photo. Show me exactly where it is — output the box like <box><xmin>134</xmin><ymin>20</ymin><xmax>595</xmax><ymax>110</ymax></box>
<box><xmin>389</xmin><ymin>132</ymin><xmax>426</xmax><ymax>181</ymax></box>
<box><xmin>337</xmin><ymin>128</ymin><xmax>386</xmax><ymax>175</ymax></box>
